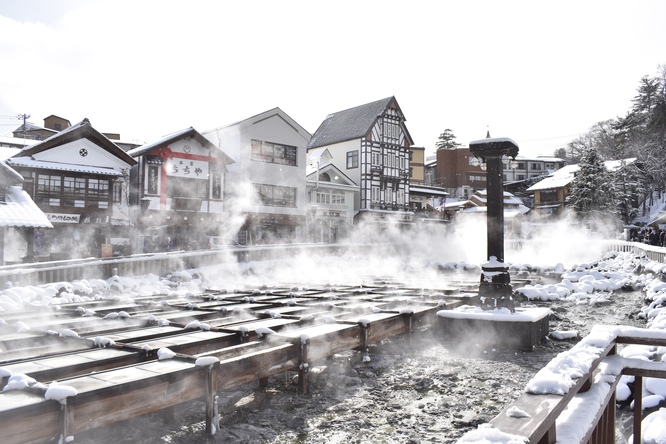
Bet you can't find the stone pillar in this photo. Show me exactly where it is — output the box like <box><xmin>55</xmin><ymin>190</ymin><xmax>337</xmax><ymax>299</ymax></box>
<box><xmin>469</xmin><ymin>137</ymin><xmax>519</xmax><ymax>307</ymax></box>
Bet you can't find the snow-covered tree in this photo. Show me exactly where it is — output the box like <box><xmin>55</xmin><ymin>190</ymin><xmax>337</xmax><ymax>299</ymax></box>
<box><xmin>435</xmin><ymin>129</ymin><xmax>461</xmax><ymax>150</ymax></box>
<box><xmin>566</xmin><ymin>146</ymin><xmax>615</xmax><ymax>218</ymax></box>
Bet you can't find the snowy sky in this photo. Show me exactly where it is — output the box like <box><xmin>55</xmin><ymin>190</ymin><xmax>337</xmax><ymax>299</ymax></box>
<box><xmin>1</xmin><ymin>0</ymin><xmax>665</xmax><ymax>158</ymax></box>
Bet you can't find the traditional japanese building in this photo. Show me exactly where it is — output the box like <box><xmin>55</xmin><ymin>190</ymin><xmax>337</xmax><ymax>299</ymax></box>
<box><xmin>127</xmin><ymin>127</ymin><xmax>234</xmax><ymax>252</ymax></box>
<box><xmin>307</xmin><ymin>97</ymin><xmax>414</xmax><ymax>225</ymax></box>
<box><xmin>7</xmin><ymin>118</ymin><xmax>136</xmax><ymax>259</ymax></box>
<box><xmin>203</xmin><ymin>108</ymin><xmax>310</xmax><ymax>245</ymax></box>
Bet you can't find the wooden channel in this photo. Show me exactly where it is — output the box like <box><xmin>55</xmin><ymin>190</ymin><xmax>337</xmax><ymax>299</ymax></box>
<box><xmin>0</xmin><ymin>281</ymin><xmax>479</xmax><ymax>443</ymax></box>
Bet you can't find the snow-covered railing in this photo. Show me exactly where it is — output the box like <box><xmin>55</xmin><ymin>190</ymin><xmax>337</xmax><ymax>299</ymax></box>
<box><xmin>460</xmin><ymin>326</ymin><xmax>666</xmax><ymax>444</ymax></box>
<box><xmin>604</xmin><ymin>240</ymin><xmax>666</xmax><ymax>263</ymax></box>
<box><xmin>0</xmin><ymin>243</ymin><xmax>346</xmax><ymax>286</ymax></box>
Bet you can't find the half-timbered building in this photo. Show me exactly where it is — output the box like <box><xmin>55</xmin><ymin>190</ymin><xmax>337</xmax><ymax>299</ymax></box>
<box><xmin>127</xmin><ymin>127</ymin><xmax>234</xmax><ymax>252</ymax></box>
<box><xmin>7</xmin><ymin>118</ymin><xmax>136</xmax><ymax>259</ymax></box>
<box><xmin>307</xmin><ymin>97</ymin><xmax>414</xmax><ymax>225</ymax></box>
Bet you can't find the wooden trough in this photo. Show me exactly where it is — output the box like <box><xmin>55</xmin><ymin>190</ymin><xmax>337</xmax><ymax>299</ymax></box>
<box><xmin>436</xmin><ymin>306</ymin><xmax>551</xmax><ymax>351</ymax></box>
<box><xmin>0</xmin><ymin>279</ymin><xmax>531</xmax><ymax>443</ymax></box>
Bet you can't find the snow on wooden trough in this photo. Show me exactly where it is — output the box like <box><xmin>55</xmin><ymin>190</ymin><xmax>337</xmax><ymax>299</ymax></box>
<box><xmin>0</xmin><ymin>279</ymin><xmax>523</xmax><ymax>443</ymax></box>
<box><xmin>436</xmin><ymin>305</ymin><xmax>552</xmax><ymax>351</ymax></box>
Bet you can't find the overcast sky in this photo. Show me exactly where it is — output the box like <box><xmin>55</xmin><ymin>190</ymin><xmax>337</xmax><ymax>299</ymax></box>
<box><xmin>1</xmin><ymin>0</ymin><xmax>664</xmax><ymax>158</ymax></box>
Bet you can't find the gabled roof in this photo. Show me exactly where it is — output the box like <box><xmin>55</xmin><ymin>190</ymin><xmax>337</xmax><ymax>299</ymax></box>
<box><xmin>0</xmin><ymin>185</ymin><xmax>53</xmax><ymax>228</ymax></box>
<box><xmin>306</xmin><ymin>161</ymin><xmax>357</xmax><ymax>187</ymax></box>
<box><xmin>206</xmin><ymin>107</ymin><xmax>311</xmax><ymax>141</ymax></box>
<box><xmin>16</xmin><ymin>118</ymin><xmax>136</xmax><ymax>166</ymax></box>
<box><xmin>127</xmin><ymin>127</ymin><xmax>234</xmax><ymax>164</ymax></box>
<box><xmin>308</xmin><ymin>96</ymin><xmax>414</xmax><ymax>149</ymax></box>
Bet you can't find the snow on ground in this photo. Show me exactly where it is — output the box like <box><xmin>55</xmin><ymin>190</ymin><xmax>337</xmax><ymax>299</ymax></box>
<box><xmin>1</xmin><ymin>250</ymin><xmax>666</xmax><ymax>442</ymax></box>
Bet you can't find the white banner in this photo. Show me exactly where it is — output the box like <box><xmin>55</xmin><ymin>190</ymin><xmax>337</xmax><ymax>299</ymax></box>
<box><xmin>166</xmin><ymin>158</ymin><xmax>209</xmax><ymax>178</ymax></box>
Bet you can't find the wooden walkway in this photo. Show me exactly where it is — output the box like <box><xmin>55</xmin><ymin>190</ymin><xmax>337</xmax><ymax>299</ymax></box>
<box><xmin>0</xmin><ymin>280</ymin><xmax>485</xmax><ymax>444</ymax></box>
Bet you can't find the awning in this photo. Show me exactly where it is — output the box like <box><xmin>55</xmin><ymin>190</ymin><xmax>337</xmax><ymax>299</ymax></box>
<box><xmin>0</xmin><ymin>186</ymin><xmax>53</xmax><ymax>228</ymax></box>
<box><xmin>7</xmin><ymin>157</ymin><xmax>123</xmax><ymax>176</ymax></box>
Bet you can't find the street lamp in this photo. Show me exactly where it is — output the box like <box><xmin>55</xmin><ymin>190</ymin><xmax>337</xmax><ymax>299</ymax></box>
<box><xmin>469</xmin><ymin>137</ymin><xmax>519</xmax><ymax>310</ymax></box>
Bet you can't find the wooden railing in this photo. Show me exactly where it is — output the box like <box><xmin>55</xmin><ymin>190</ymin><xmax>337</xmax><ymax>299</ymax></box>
<box><xmin>487</xmin><ymin>329</ymin><xmax>666</xmax><ymax>443</ymax></box>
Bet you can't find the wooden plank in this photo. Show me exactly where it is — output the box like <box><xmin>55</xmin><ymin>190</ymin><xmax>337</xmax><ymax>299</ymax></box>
<box><xmin>215</xmin><ymin>343</ymin><xmax>299</xmax><ymax>390</ymax></box>
<box><xmin>0</xmin><ymin>391</ymin><xmax>60</xmax><ymax>444</ymax></box>
<box><xmin>67</xmin><ymin>364</ymin><xmax>204</xmax><ymax>433</ymax></box>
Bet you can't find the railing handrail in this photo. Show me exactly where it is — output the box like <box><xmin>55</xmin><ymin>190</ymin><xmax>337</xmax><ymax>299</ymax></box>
<box><xmin>485</xmin><ymin>329</ymin><xmax>666</xmax><ymax>443</ymax></box>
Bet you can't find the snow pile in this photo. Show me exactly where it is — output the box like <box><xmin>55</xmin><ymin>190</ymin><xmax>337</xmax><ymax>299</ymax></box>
<box><xmin>456</xmin><ymin>424</ymin><xmax>527</xmax><ymax>443</ymax></box>
<box><xmin>157</xmin><ymin>348</ymin><xmax>176</xmax><ymax>360</ymax></box>
<box><xmin>44</xmin><ymin>381</ymin><xmax>78</xmax><ymax>404</ymax></box>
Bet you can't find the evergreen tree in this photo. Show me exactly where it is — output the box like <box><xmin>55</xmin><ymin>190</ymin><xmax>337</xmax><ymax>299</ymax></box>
<box><xmin>435</xmin><ymin>129</ymin><xmax>461</xmax><ymax>150</ymax></box>
<box><xmin>566</xmin><ymin>146</ymin><xmax>615</xmax><ymax>218</ymax></box>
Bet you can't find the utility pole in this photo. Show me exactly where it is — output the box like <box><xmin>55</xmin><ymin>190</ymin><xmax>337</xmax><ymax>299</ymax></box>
<box><xmin>17</xmin><ymin>113</ymin><xmax>31</xmax><ymax>140</ymax></box>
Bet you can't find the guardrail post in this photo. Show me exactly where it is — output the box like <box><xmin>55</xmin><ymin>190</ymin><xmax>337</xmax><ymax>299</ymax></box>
<box><xmin>633</xmin><ymin>375</ymin><xmax>642</xmax><ymax>444</ymax></box>
<box><xmin>205</xmin><ymin>365</ymin><xmax>219</xmax><ymax>435</ymax></box>
<box><xmin>298</xmin><ymin>337</ymin><xmax>310</xmax><ymax>395</ymax></box>
<box><xmin>58</xmin><ymin>402</ymin><xmax>73</xmax><ymax>444</ymax></box>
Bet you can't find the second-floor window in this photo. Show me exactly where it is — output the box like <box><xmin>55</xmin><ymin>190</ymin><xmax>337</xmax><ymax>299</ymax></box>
<box><xmin>255</xmin><ymin>183</ymin><xmax>296</xmax><ymax>207</ymax></box>
<box><xmin>37</xmin><ymin>174</ymin><xmax>111</xmax><ymax>209</ymax></box>
<box><xmin>540</xmin><ymin>189</ymin><xmax>558</xmax><ymax>203</ymax></box>
<box><xmin>316</xmin><ymin>190</ymin><xmax>345</xmax><ymax>205</ymax></box>
<box><xmin>347</xmin><ymin>150</ymin><xmax>358</xmax><ymax>169</ymax></box>
<box><xmin>251</xmin><ymin>140</ymin><xmax>297</xmax><ymax>166</ymax></box>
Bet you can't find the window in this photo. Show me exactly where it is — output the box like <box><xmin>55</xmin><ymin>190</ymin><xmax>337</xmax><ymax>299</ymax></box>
<box><xmin>517</xmin><ymin>162</ymin><xmax>526</xmax><ymax>169</ymax></box>
<box><xmin>346</xmin><ymin>150</ymin><xmax>358</xmax><ymax>169</ymax></box>
<box><xmin>540</xmin><ymin>190</ymin><xmax>557</xmax><ymax>203</ymax></box>
<box><xmin>251</xmin><ymin>140</ymin><xmax>297</xmax><ymax>166</ymax></box>
<box><xmin>372</xmin><ymin>152</ymin><xmax>381</xmax><ymax>166</ymax></box>
<box><xmin>317</xmin><ymin>190</ymin><xmax>345</xmax><ymax>205</ymax></box>
<box><xmin>372</xmin><ymin>186</ymin><xmax>380</xmax><ymax>203</ymax></box>
<box><xmin>36</xmin><ymin>174</ymin><xmax>112</xmax><ymax>209</ymax></box>
<box><xmin>397</xmin><ymin>190</ymin><xmax>404</xmax><ymax>205</ymax></box>
<box><xmin>468</xmin><ymin>174</ymin><xmax>485</xmax><ymax>182</ymax></box>
<box><xmin>113</xmin><ymin>182</ymin><xmax>122</xmax><ymax>203</ymax></box>
<box><xmin>531</xmin><ymin>163</ymin><xmax>542</xmax><ymax>170</ymax></box>
<box><xmin>254</xmin><ymin>183</ymin><xmax>297</xmax><ymax>207</ymax></box>
<box><xmin>331</xmin><ymin>191</ymin><xmax>345</xmax><ymax>205</ymax></box>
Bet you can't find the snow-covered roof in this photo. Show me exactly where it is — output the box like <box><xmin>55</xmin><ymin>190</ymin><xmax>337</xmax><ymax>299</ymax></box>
<box><xmin>410</xmin><ymin>185</ymin><xmax>448</xmax><ymax>197</ymax></box>
<box><xmin>526</xmin><ymin>158</ymin><xmax>636</xmax><ymax>192</ymax></box>
<box><xmin>526</xmin><ymin>165</ymin><xmax>578</xmax><ymax>191</ymax></box>
<box><xmin>0</xmin><ymin>136</ymin><xmax>33</xmax><ymax>148</ymax></box>
<box><xmin>0</xmin><ymin>185</ymin><xmax>53</xmax><ymax>228</ymax></box>
<box><xmin>7</xmin><ymin>157</ymin><xmax>123</xmax><ymax>176</ymax></box>
<box><xmin>1</xmin><ymin>160</ymin><xmax>24</xmax><ymax>183</ymax></box>
<box><xmin>0</xmin><ymin>147</ymin><xmax>22</xmax><ymax>161</ymax></box>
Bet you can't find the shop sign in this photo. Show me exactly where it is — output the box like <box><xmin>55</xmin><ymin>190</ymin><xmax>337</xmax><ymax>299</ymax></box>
<box><xmin>166</xmin><ymin>158</ymin><xmax>209</xmax><ymax>178</ymax></box>
<box><xmin>46</xmin><ymin>213</ymin><xmax>81</xmax><ymax>224</ymax></box>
